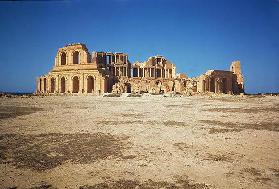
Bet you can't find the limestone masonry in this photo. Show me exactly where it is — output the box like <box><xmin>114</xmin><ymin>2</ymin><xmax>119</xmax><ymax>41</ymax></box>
<box><xmin>36</xmin><ymin>43</ymin><xmax>244</xmax><ymax>95</ymax></box>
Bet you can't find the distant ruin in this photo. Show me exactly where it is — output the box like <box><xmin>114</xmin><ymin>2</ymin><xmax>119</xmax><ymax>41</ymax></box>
<box><xmin>36</xmin><ymin>43</ymin><xmax>244</xmax><ymax>95</ymax></box>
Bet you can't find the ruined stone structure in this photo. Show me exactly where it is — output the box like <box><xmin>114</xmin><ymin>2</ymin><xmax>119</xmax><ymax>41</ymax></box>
<box><xmin>36</xmin><ymin>43</ymin><xmax>244</xmax><ymax>95</ymax></box>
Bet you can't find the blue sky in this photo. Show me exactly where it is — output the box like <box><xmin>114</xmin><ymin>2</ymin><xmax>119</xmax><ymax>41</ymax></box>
<box><xmin>0</xmin><ymin>0</ymin><xmax>278</xmax><ymax>93</ymax></box>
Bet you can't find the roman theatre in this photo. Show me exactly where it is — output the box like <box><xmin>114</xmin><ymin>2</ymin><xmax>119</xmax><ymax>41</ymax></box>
<box><xmin>36</xmin><ymin>43</ymin><xmax>244</xmax><ymax>95</ymax></box>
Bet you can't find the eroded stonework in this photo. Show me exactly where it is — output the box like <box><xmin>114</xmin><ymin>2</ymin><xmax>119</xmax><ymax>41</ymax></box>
<box><xmin>36</xmin><ymin>43</ymin><xmax>244</xmax><ymax>95</ymax></box>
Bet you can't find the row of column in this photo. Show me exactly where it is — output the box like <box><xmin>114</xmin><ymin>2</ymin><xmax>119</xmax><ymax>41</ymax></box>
<box><xmin>106</xmin><ymin>54</ymin><xmax>128</xmax><ymax>64</ymax></box>
<box><xmin>37</xmin><ymin>75</ymin><xmax>105</xmax><ymax>94</ymax></box>
<box><xmin>113</xmin><ymin>66</ymin><xmax>129</xmax><ymax>77</ymax></box>
<box><xmin>133</xmin><ymin>67</ymin><xmax>173</xmax><ymax>78</ymax></box>
<box><xmin>56</xmin><ymin>50</ymin><xmax>90</xmax><ymax>66</ymax></box>
<box><xmin>201</xmin><ymin>77</ymin><xmax>229</xmax><ymax>93</ymax></box>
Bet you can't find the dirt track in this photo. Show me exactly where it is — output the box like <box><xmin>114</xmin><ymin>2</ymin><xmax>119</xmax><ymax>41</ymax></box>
<box><xmin>0</xmin><ymin>95</ymin><xmax>278</xmax><ymax>189</ymax></box>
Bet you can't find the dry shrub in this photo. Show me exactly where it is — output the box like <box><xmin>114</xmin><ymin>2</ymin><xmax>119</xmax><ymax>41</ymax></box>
<box><xmin>174</xmin><ymin>143</ymin><xmax>191</xmax><ymax>151</ymax></box>
<box><xmin>242</xmin><ymin>167</ymin><xmax>262</xmax><ymax>176</ymax></box>
<box><xmin>200</xmin><ymin>120</ymin><xmax>279</xmax><ymax>132</ymax></box>
<box><xmin>80</xmin><ymin>177</ymin><xmax>209</xmax><ymax>189</ymax></box>
<box><xmin>163</xmin><ymin>121</ymin><xmax>185</xmax><ymax>127</ymax></box>
<box><xmin>204</xmin><ymin>153</ymin><xmax>232</xmax><ymax>162</ymax></box>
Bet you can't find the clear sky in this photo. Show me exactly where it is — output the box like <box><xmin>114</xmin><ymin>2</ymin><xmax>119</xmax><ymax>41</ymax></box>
<box><xmin>0</xmin><ymin>0</ymin><xmax>278</xmax><ymax>94</ymax></box>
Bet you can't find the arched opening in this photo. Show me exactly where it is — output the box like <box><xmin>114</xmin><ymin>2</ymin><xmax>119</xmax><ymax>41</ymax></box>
<box><xmin>61</xmin><ymin>77</ymin><xmax>66</xmax><ymax>93</ymax></box>
<box><xmin>43</xmin><ymin>78</ymin><xmax>47</xmax><ymax>92</ymax></box>
<box><xmin>72</xmin><ymin>76</ymin><xmax>79</xmax><ymax>93</ymax></box>
<box><xmin>73</xmin><ymin>51</ymin><xmax>79</xmax><ymax>64</ymax></box>
<box><xmin>50</xmin><ymin>78</ymin><xmax>55</xmax><ymax>93</ymax></box>
<box><xmin>61</xmin><ymin>52</ymin><xmax>66</xmax><ymax>65</ymax></box>
<box><xmin>125</xmin><ymin>83</ymin><xmax>131</xmax><ymax>93</ymax></box>
<box><xmin>87</xmin><ymin>76</ymin><xmax>94</xmax><ymax>93</ymax></box>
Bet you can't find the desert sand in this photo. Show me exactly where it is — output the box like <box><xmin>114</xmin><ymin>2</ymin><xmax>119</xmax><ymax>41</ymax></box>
<box><xmin>0</xmin><ymin>95</ymin><xmax>278</xmax><ymax>189</ymax></box>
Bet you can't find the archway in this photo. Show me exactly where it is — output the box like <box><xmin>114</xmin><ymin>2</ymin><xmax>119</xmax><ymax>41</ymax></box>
<box><xmin>73</xmin><ymin>51</ymin><xmax>79</xmax><ymax>64</ymax></box>
<box><xmin>61</xmin><ymin>77</ymin><xmax>66</xmax><ymax>93</ymax></box>
<box><xmin>72</xmin><ymin>76</ymin><xmax>79</xmax><ymax>93</ymax></box>
<box><xmin>61</xmin><ymin>52</ymin><xmax>66</xmax><ymax>65</ymax></box>
<box><xmin>125</xmin><ymin>83</ymin><xmax>131</xmax><ymax>93</ymax></box>
<box><xmin>87</xmin><ymin>76</ymin><xmax>94</xmax><ymax>93</ymax></box>
<box><xmin>50</xmin><ymin>78</ymin><xmax>55</xmax><ymax>93</ymax></box>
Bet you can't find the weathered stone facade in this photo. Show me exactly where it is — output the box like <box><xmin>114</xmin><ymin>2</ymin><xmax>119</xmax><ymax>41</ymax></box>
<box><xmin>36</xmin><ymin>43</ymin><xmax>244</xmax><ymax>95</ymax></box>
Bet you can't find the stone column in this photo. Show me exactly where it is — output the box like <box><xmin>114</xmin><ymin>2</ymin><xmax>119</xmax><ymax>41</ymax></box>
<box><xmin>94</xmin><ymin>77</ymin><xmax>96</xmax><ymax>94</ymax></box>
<box><xmin>202</xmin><ymin>80</ymin><xmax>205</xmax><ymax>93</ymax></box>
<box><xmin>99</xmin><ymin>77</ymin><xmax>103</xmax><ymax>95</ymax></box>
<box><xmin>214</xmin><ymin>78</ymin><xmax>218</xmax><ymax>93</ymax></box>
<box><xmin>169</xmin><ymin>69</ymin><xmax>171</xmax><ymax>78</ymax></box>
<box><xmin>168</xmin><ymin>69</ymin><xmax>170</xmax><ymax>78</ymax></box>
<box><xmin>65</xmin><ymin>76</ymin><xmax>68</xmax><ymax>93</ymax></box>
<box><xmin>56</xmin><ymin>76</ymin><xmax>59</xmax><ymax>93</ymax></box>
<box><xmin>44</xmin><ymin>77</ymin><xmax>47</xmax><ymax>93</ymax></box>
<box><xmin>41</xmin><ymin>78</ymin><xmax>44</xmax><ymax>93</ymax></box>
<box><xmin>36</xmin><ymin>78</ymin><xmax>39</xmax><ymax>93</ymax></box>
<box><xmin>84</xmin><ymin>75</ymin><xmax>88</xmax><ymax>94</ymax></box>
<box><xmin>82</xmin><ymin>75</ymin><xmax>85</xmax><ymax>93</ymax></box>
<box><xmin>208</xmin><ymin>78</ymin><xmax>211</xmax><ymax>92</ymax></box>
<box><xmin>47</xmin><ymin>77</ymin><xmax>51</xmax><ymax>93</ymax></box>
<box><xmin>69</xmin><ymin>76</ymin><xmax>73</xmax><ymax>94</ymax></box>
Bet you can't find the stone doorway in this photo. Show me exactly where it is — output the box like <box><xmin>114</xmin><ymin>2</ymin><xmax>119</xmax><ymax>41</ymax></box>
<box><xmin>87</xmin><ymin>76</ymin><xmax>94</xmax><ymax>93</ymax></box>
<box><xmin>72</xmin><ymin>76</ymin><xmax>79</xmax><ymax>93</ymax></box>
<box><xmin>50</xmin><ymin>78</ymin><xmax>55</xmax><ymax>93</ymax></box>
<box><xmin>61</xmin><ymin>77</ymin><xmax>66</xmax><ymax>93</ymax></box>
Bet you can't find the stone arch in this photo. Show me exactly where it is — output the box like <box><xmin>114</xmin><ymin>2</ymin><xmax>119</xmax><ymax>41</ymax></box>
<box><xmin>61</xmin><ymin>52</ymin><xmax>66</xmax><ymax>65</ymax></box>
<box><xmin>156</xmin><ymin>80</ymin><xmax>162</xmax><ymax>86</ymax></box>
<box><xmin>87</xmin><ymin>76</ymin><xmax>94</xmax><ymax>93</ymax></box>
<box><xmin>61</xmin><ymin>77</ymin><xmax>66</xmax><ymax>93</ymax></box>
<box><xmin>125</xmin><ymin>83</ymin><xmax>131</xmax><ymax>93</ymax></box>
<box><xmin>73</xmin><ymin>51</ymin><xmax>79</xmax><ymax>64</ymax></box>
<box><xmin>72</xmin><ymin>76</ymin><xmax>79</xmax><ymax>93</ymax></box>
<box><xmin>50</xmin><ymin>77</ymin><xmax>55</xmax><ymax>93</ymax></box>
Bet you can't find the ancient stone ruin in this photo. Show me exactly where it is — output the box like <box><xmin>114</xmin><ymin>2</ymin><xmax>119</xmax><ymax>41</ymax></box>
<box><xmin>36</xmin><ymin>43</ymin><xmax>244</xmax><ymax>95</ymax></box>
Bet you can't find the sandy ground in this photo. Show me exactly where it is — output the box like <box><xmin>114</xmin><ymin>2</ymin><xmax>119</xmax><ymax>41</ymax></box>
<box><xmin>0</xmin><ymin>94</ymin><xmax>278</xmax><ymax>189</ymax></box>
